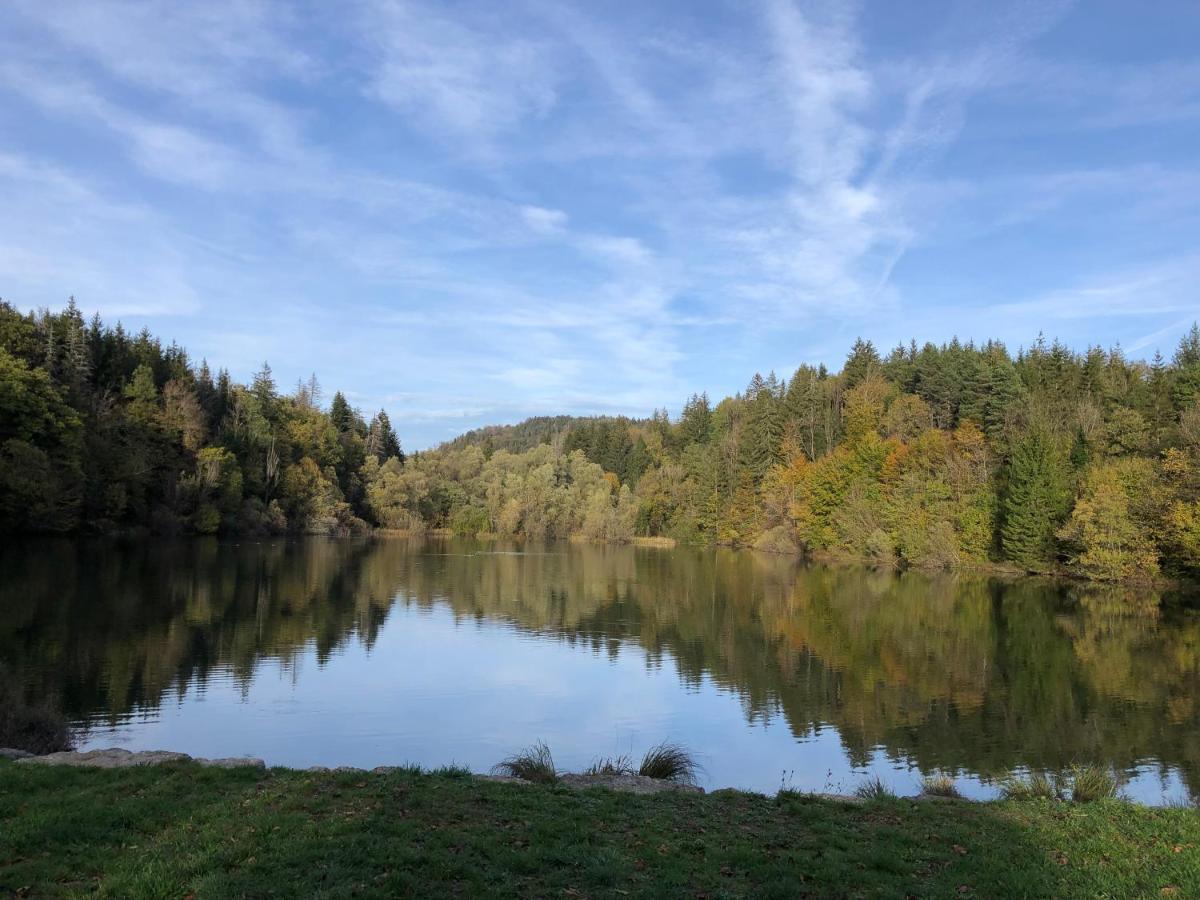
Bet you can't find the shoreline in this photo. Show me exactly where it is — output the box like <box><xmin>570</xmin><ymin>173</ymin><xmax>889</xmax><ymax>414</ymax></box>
<box><xmin>3</xmin><ymin>753</ymin><xmax>1196</xmax><ymax>896</ymax></box>
<box><xmin>6</xmin><ymin>746</ymin><xmax>1191</xmax><ymax>809</ymax></box>
<box><xmin>10</xmin><ymin>527</ymin><xmax>1195</xmax><ymax>593</ymax></box>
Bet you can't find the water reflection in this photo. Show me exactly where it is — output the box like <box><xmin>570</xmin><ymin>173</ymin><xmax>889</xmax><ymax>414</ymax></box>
<box><xmin>1</xmin><ymin>536</ymin><xmax>1197</xmax><ymax>802</ymax></box>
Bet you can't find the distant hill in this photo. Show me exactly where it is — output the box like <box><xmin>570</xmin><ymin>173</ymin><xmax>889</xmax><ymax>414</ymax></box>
<box><xmin>441</xmin><ymin>414</ymin><xmax>649</xmax><ymax>455</ymax></box>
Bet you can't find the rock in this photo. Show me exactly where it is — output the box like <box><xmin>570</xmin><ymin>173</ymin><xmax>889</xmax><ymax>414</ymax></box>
<box><xmin>332</xmin><ymin>766</ymin><xmax>365</xmax><ymax>773</ymax></box>
<box><xmin>0</xmin><ymin>748</ymin><xmax>34</xmax><ymax>760</ymax></box>
<box><xmin>19</xmin><ymin>748</ymin><xmax>190</xmax><ymax>768</ymax></box>
<box><xmin>17</xmin><ymin>748</ymin><xmax>264</xmax><ymax>770</ymax></box>
<box><xmin>195</xmin><ymin>756</ymin><xmax>266</xmax><ymax>770</ymax></box>
<box><xmin>305</xmin><ymin>766</ymin><xmax>332</xmax><ymax>773</ymax></box>
<box><xmin>372</xmin><ymin>766</ymin><xmax>405</xmax><ymax>774</ymax></box>
<box><xmin>557</xmin><ymin>773</ymin><xmax>704</xmax><ymax>795</ymax></box>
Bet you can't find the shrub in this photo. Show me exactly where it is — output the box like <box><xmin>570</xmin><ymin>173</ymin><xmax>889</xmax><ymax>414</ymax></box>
<box><xmin>638</xmin><ymin>742</ymin><xmax>699</xmax><ymax>784</ymax></box>
<box><xmin>492</xmin><ymin>741</ymin><xmax>557</xmax><ymax>784</ymax></box>
<box><xmin>753</xmin><ymin>525</ymin><xmax>799</xmax><ymax>556</ymax></box>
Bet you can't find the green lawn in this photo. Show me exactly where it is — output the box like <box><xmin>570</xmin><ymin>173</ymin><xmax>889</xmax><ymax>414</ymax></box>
<box><xmin>1</xmin><ymin>760</ymin><xmax>1197</xmax><ymax>898</ymax></box>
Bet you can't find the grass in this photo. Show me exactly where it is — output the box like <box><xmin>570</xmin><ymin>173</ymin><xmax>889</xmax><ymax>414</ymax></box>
<box><xmin>854</xmin><ymin>774</ymin><xmax>897</xmax><ymax>801</ymax></box>
<box><xmin>1067</xmin><ymin>764</ymin><xmax>1121</xmax><ymax>803</ymax></box>
<box><xmin>2</xmin><ymin>759</ymin><xmax>1198</xmax><ymax>898</ymax></box>
<box><xmin>999</xmin><ymin>770</ymin><xmax>1062</xmax><ymax>801</ymax></box>
<box><xmin>491</xmin><ymin>741</ymin><xmax>557</xmax><ymax>784</ymax></box>
<box><xmin>637</xmin><ymin>741</ymin><xmax>700</xmax><ymax>784</ymax></box>
<box><xmin>583</xmin><ymin>754</ymin><xmax>635</xmax><ymax>777</ymax></box>
<box><xmin>920</xmin><ymin>773</ymin><xmax>962</xmax><ymax>798</ymax></box>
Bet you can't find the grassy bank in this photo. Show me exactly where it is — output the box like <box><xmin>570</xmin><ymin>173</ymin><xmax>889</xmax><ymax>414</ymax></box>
<box><xmin>1</xmin><ymin>761</ymin><xmax>1197</xmax><ymax>898</ymax></box>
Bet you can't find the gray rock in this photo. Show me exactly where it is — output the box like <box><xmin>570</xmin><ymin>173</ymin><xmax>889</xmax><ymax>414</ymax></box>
<box><xmin>304</xmin><ymin>765</ymin><xmax>332</xmax><ymax>772</ymax></box>
<box><xmin>557</xmin><ymin>773</ymin><xmax>704</xmax><ymax>795</ymax></box>
<box><xmin>371</xmin><ymin>766</ymin><xmax>404</xmax><ymax>774</ymax></box>
<box><xmin>195</xmin><ymin>756</ymin><xmax>266</xmax><ymax>770</ymax></box>
<box><xmin>0</xmin><ymin>748</ymin><xmax>34</xmax><ymax>760</ymax></box>
<box><xmin>18</xmin><ymin>748</ymin><xmax>264</xmax><ymax>770</ymax></box>
<box><xmin>332</xmin><ymin>766</ymin><xmax>365</xmax><ymax>773</ymax></box>
<box><xmin>19</xmin><ymin>748</ymin><xmax>189</xmax><ymax>768</ymax></box>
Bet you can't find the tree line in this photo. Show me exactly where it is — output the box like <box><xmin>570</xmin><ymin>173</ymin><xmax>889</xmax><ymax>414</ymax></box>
<box><xmin>2</xmin><ymin>300</ymin><xmax>1199</xmax><ymax>582</ymax></box>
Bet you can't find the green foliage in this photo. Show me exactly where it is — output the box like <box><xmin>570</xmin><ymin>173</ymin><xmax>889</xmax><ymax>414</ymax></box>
<box><xmin>5</xmin><ymin>301</ymin><xmax>1200</xmax><ymax>581</ymax></box>
<box><xmin>1058</xmin><ymin>458</ymin><xmax>1161</xmax><ymax>581</ymax></box>
<box><xmin>0</xmin><ymin>302</ymin><xmax>391</xmax><ymax>535</ymax></box>
<box><xmin>1002</xmin><ymin>428</ymin><xmax>1070</xmax><ymax>568</ymax></box>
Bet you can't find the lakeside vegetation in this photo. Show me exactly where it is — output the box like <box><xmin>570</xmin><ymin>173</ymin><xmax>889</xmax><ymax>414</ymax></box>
<box><xmin>2</xmin><ymin>759</ymin><xmax>1197</xmax><ymax>897</ymax></box>
<box><xmin>3</xmin><ymin>301</ymin><xmax>1200</xmax><ymax>583</ymax></box>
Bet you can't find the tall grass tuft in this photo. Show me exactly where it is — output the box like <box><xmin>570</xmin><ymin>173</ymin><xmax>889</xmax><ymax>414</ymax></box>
<box><xmin>999</xmin><ymin>771</ymin><xmax>1061</xmax><ymax>801</ymax></box>
<box><xmin>853</xmin><ymin>775</ymin><xmax>896</xmax><ymax>801</ymax></box>
<box><xmin>491</xmin><ymin>741</ymin><xmax>557</xmax><ymax>784</ymax></box>
<box><xmin>1067</xmin><ymin>765</ymin><xmax>1120</xmax><ymax>803</ymax></box>
<box><xmin>583</xmin><ymin>754</ymin><xmax>635</xmax><ymax>777</ymax></box>
<box><xmin>638</xmin><ymin>742</ymin><xmax>699</xmax><ymax>784</ymax></box>
<box><xmin>920</xmin><ymin>773</ymin><xmax>961</xmax><ymax>798</ymax></box>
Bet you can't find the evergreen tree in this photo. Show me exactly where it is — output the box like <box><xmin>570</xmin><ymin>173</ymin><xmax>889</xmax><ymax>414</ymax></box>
<box><xmin>330</xmin><ymin>392</ymin><xmax>353</xmax><ymax>433</ymax></box>
<box><xmin>1171</xmin><ymin>323</ymin><xmax>1200</xmax><ymax>410</ymax></box>
<box><xmin>251</xmin><ymin>362</ymin><xmax>277</xmax><ymax>421</ymax></box>
<box><xmin>366</xmin><ymin>410</ymin><xmax>402</xmax><ymax>463</ymax></box>
<box><xmin>679</xmin><ymin>393</ymin><xmax>712</xmax><ymax>446</ymax></box>
<box><xmin>1001</xmin><ymin>428</ymin><xmax>1070</xmax><ymax>568</ymax></box>
<box><xmin>843</xmin><ymin>338</ymin><xmax>881</xmax><ymax>389</ymax></box>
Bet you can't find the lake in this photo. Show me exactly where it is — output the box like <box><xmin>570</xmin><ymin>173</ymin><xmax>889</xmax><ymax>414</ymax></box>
<box><xmin>2</xmin><ymin>536</ymin><xmax>1197</xmax><ymax>804</ymax></box>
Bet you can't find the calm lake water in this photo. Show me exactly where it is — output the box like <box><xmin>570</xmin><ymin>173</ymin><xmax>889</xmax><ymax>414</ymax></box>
<box><xmin>2</xmin><ymin>536</ymin><xmax>1198</xmax><ymax>803</ymax></box>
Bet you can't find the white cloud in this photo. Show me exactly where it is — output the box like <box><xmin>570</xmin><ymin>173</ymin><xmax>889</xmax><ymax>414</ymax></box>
<box><xmin>362</xmin><ymin>0</ymin><xmax>560</xmax><ymax>142</ymax></box>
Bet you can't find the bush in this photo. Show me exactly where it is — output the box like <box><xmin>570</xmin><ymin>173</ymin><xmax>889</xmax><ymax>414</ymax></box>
<box><xmin>864</xmin><ymin>529</ymin><xmax>895</xmax><ymax>565</ymax></box>
<box><xmin>492</xmin><ymin>741</ymin><xmax>557</xmax><ymax>784</ymax></box>
<box><xmin>754</xmin><ymin>525</ymin><xmax>799</xmax><ymax>555</ymax></box>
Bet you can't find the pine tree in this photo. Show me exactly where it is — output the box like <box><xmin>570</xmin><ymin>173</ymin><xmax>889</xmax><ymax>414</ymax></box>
<box><xmin>843</xmin><ymin>338</ymin><xmax>881</xmax><ymax>389</ymax></box>
<box><xmin>251</xmin><ymin>362</ymin><xmax>276</xmax><ymax>418</ymax></box>
<box><xmin>1001</xmin><ymin>428</ymin><xmax>1070</xmax><ymax>568</ymax></box>
<box><xmin>679</xmin><ymin>393</ymin><xmax>712</xmax><ymax>446</ymax></box>
<box><xmin>330</xmin><ymin>392</ymin><xmax>353</xmax><ymax>433</ymax></box>
<box><xmin>1171</xmin><ymin>323</ymin><xmax>1200</xmax><ymax>411</ymax></box>
<box><xmin>366</xmin><ymin>410</ymin><xmax>402</xmax><ymax>463</ymax></box>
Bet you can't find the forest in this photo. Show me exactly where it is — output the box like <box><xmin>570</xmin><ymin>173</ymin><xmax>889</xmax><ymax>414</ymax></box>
<box><xmin>2</xmin><ymin>299</ymin><xmax>1199</xmax><ymax>583</ymax></box>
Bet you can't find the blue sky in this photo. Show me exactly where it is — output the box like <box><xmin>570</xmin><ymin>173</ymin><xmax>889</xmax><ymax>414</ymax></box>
<box><xmin>1</xmin><ymin>1</ymin><xmax>1198</xmax><ymax>449</ymax></box>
